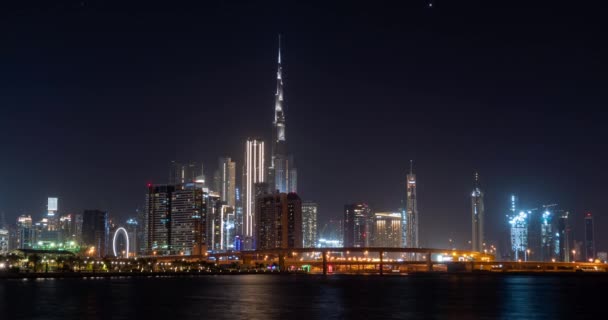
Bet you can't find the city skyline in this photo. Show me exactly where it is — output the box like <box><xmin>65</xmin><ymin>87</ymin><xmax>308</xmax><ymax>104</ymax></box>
<box><xmin>0</xmin><ymin>0</ymin><xmax>606</xmax><ymax>252</ymax></box>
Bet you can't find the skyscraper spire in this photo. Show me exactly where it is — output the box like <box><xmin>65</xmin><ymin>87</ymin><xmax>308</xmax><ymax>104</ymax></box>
<box><xmin>274</xmin><ymin>34</ymin><xmax>285</xmax><ymax>142</ymax></box>
<box><xmin>409</xmin><ymin>160</ymin><xmax>413</xmax><ymax>174</ymax></box>
<box><xmin>269</xmin><ymin>34</ymin><xmax>297</xmax><ymax>194</ymax></box>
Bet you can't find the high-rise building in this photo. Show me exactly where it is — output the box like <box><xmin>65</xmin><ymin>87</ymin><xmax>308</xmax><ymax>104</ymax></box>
<box><xmin>144</xmin><ymin>183</ymin><xmax>208</xmax><ymax>256</ymax></box>
<box><xmin>584</xmin><ymin>212</ymin><xmax>595</xmax><ymax>261</ymax></box>
<box><xmin>169</xmin><ymin>161</ymin><xmax>205</xmax><ymax>185</ymax></box>
<box><xmin>268</xmin><ymin>35</ymin><xmax>297</xmax><ymax>194</ymax></box>
<box><xmin>302</xmin><ymin>201</ymin><xmax>318</xmax><ymax>248</ymax></box>
<box><xmin>557</xmin><ymin>210</ymin><xmax>570</xmax><ymax>262</ymax></box>
<box><xmin>405</xmin><ymin>161</ymin><xmax>418</xmax><ymax>249</ymax></box>
<box><xmin>125</xmin><ymin>218</ymin><xmax>139</xmax><ymax>256</ymax></box>
<box><xmin>171</xmin><ymin>184</ymin><xmax>206</xmax><ymax>255</ymax></box>
<box><xmin>343</xmin><ymin>203</ymin><xmax>372</xmax><ymax>248</ymax></box>
<box><xmin>82</xmin><ymin>209</ymin><xmax>109</xmax><ymax>258</ymax></box>
<box><xmin>244</xmin><ymin>138</ymin><xmax>265</xmax><ymax>243</ymax></box>
<box><xmin>372</xmin><ymin>212</ymin><xmax>402</xmax><ymax>248</ymax></box>
<box><xmin>508</xmin><ymin>196</ymin><xmax>528</xmax><ymax>261</ymax></box>
<box><xmin>213</xmin><ymin>157</ymin><xmax>236</xmax><ymax>207</ymax></box>
<box><xmin>255</xmin><ymin>192</ymin><xmax>302</xmax><ymax>250</ymax></box>
<box><xmin>0</xmin><ymin>228</ymin><xmax>8</xmax><ymax>255</ymax></box>
<box><xmin>471</xmin><ymin>171</ymin><xmax>485</xmax><ymax>252</ymax></box>
<box><xmin>144</xmin><ymin>184</ymin><xmax>175</xmax><ymax>255</ymax></box>
<box><xmin>16</xmin><ymin>215</ymin><xmax>33</xmax><ymax>249</ymax></box>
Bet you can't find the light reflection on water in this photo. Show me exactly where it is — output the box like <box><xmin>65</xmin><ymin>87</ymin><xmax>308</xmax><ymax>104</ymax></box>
<box><xmin>0</xmin><ymin>274</ymin><xmax>605</xmax><ymax>319</ymax></box>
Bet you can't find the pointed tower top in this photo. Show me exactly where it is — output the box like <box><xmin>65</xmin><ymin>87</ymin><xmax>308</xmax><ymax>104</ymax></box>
<box><xmin>409</xmin><ymin>160</ymin><xmax>414</xmax><ymax>174</ymax></box>
<box><xmin>278</xmin><ymin>34</ymin><xmax>282</xmax><ymax>64</ymax></box>
<box><xmin>474</xmin><ymin>170</ymin><xmax>480</xmax><ymax>188</ymax></box>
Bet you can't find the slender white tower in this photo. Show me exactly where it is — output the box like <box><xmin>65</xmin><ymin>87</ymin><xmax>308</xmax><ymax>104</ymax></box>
<box><xmin>471</xmin><ymin>171</ymin><xmax>485</xmax><ymax>252</ymax></box>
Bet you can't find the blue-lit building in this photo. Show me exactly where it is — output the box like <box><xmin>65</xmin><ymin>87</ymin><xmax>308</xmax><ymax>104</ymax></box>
<box><xmin>508</xmin><ymin>196</ymin><xmax>528</xmax><ymax>261</ymax></box>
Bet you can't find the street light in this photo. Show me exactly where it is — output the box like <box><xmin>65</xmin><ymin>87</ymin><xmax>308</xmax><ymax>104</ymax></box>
<box><xmin>526</xmin><ymin>249</ymin><xmax>530</xmax><ymax>262</ymax></box>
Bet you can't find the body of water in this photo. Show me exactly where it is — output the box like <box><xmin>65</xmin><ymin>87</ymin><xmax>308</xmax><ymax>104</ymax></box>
<box><xmin>0</xmin><ymin>274</ymin><xmax>604</xmax><ymax>319</ymax></box>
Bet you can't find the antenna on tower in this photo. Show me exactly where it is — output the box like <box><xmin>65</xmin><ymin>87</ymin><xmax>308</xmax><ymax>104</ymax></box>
<box><xmin>409</xmin><ymin>160</ymin><xmax>413</xmax><ymax>174</ymax></box>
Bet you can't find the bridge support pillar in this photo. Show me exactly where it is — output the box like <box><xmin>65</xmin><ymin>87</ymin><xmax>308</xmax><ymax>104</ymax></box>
<box><xmin>379</xmin><ymin>251</ymin><xmax>383</xmax><ymax>276</ymax></box>
<box><xmin>322</xmin><ymin>252</ymin><xmax>328</xmax><ymax>275</ymax></box>
<box><xmin>426</xmin><ymin>252</ymin><xmax>433</xmax><ymax>272</ymax></box>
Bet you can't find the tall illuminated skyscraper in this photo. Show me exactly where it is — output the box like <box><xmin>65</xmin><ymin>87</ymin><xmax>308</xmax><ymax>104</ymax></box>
<box><xmin>268</xmin><ymin>35</ymin><xmax>297</xmax><ymax>194</ymax></box>
<box><xmin>508</xmin><ymin>195</ymin><xmax>529</xmax><ymax>261</ymax></box>
<box><xmin>584</xmin><ymin>212</ymin><xmax>595</xmax><ymax>261</ymax></box>
<box><xmin>255</xmin><ymin>192</ymin><xmax>302</xmax><ymax>250</ymax></box>
<box><xmin>244</xmin><ymin>138</ymin><xmax>265</xmax><ymax>242</ymax></box>
<box><xmin>343</xmin><ymin>203</ymin><xmax>372</xmax><ymax>248</ymax></box>
<box><xmin>471</xmin><ymin>171</ymin><xmax>484</xmax><ymax>252</ymax></box>
<box><xmin>302</xmin><ymin>201</ymin><xmax>318</xmax><ymax>248</ymax></box>
<box><xmin>405</xmin><ymin>161</ymin><xmax>418</xmax><ymax>249</ymax></box>
<box><xmin>213</xmin><ymin>157</ymin><xmax>236</xmax><ymax>207</ymax></box>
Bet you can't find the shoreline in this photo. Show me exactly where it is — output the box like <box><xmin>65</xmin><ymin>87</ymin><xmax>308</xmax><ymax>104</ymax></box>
<box><xmin>2</xmin><ymin>270</ymin><xmax>608</xmax><ymax>280</ymax></box>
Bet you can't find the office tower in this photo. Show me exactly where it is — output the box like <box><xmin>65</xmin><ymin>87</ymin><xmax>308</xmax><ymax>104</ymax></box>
<box><xmin>0</xmin><ymin>228</ymin><xmax>8</xmax><ymax>255</ymax></box>
<box><xmin>405</xmin><ymin>161</ymin><xmax>418</xmax><ymax>248</ymax></box>
<box><xmin>205</xmin><ymin>190</ymin><xmax>222</xmax><ymax>251</ymax></box>
<box><xmin>372</xmin><ymin>212</ymin><xmax>402</xmax><ymax>248</ymax></box>
<box><xmin>302</xmin><ymin>201</ymin><xmax>318</xmax><ymax>248</ymax></box>
<box><xmin>584</xmin><ymin>213</ymin><xmax>595</xmax><ymax>261</ymax></box>
<box><xmin>471</xmin><ymin>171</ymin><xmax>485</xmax><ymax>252</ymax></box>
<box><xmin>16</xmin><ymin>215</ymin><xmax>33</xmax><ymax>249</ymax></box>
<box><xmin>169</xmin><ymin>161</ymin><xmax>204</xmax><ymax>185</ymax></box>
<box><xmin>82</xmin><ymin>210</ymin><xmax>109</xmax><ymax>258</ymax></box>
<box><xmin>171</xmin><ymin>184</ymin><xmax>206</xmax><ymax>255</ymax></box>
<box><xmin>538</xmin><ymin>204</ymin><xmax>558</xmax><ymax>262</ymax></box>
<box><xmin>557</xmin><ymin>210</ymin><xmax>570</xmax><ymax>262</ymax></box>
<box><xmin>268</xmin><ymin>35</ymin><xmax>297</xmax><ymax>194</ymax></box>
<box><xmin>343</xmin><ymin>203</ymin><xmax>373</xmax><ymax>248</ymax></box>
<box><xmin>508</xmin><ymin>196</ymin><xmax>529</xmax><ymax>261</ymax></box>
<box><xmin>235</xmin><ymin>187</ymin><xmax>243</xmax><ymax>238</ymax></box>
<box><xmin>255</xmin><ymin>192</ymin><xmax>302</xmax><ymax>250</ymax></box>
<box><xmin>125</xmin><ymin>218</ymin><xmax>139</xmax><ymax>256</ymax></box>
<box><xmin>221</xmin><ymin>205</ymin><xmax>236</xmax><ymax>251</ymax></box>
<box><xmin>213</xmin><ymin>157</ymin><xmax>236</xmax><ymax>207</ymax></box>
<box><xmin>244</xmin><ymin>138</ymin><xmax>265</xmax><ymax>244</ymax></box>
<box><xmin>144</xmin><ymin>184</ymin><xmax>175</xmax><ymax>254</ymax></box>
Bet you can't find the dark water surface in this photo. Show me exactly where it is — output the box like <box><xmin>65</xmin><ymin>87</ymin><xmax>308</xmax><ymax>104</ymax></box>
<box><xmin>0</xmin><ymin>274</ymin><xmax>605</xmax><ymax>319</ymax></box>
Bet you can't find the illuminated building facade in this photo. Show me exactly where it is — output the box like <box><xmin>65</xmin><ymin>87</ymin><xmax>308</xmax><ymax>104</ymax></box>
<box><xmin>0</xmin><ymin>228</ymin><xmax>8</xmax><ymax>255</ymax></box>
<box><xmin>471</xmin><ymin>171</ymin><xmax>485</xmax><ymax>252</ymax></box>
<box><xmin>372</xmin><ymin>212</ymin><xmax>402</xmax><ymax>248</ymax></box>
<box><xmin>405</xmin><ymin>161</ymin><xmax>418</xmax><ymax>249</ymax></box>
<box><xmin>213</xmin><ymin>157</ymin><xmax>236</xmax><ymax>207</ymax></box>
<box><xmin>144</xmin><ymin>185</ymin><xmax>175</xmax><ymax>254</ymax></box>
<box><xmin>584</xmin><ymin>213</ymin><xmax>595</xmax><ymax>261</ymax></box>
<box><xmin>16</xmin><ymin>215</ymin><xmax>33</xmax><ymax>249</ymax></box>
<box><xmin>82</xmin><ymin>209</ymin><xmax>109</xmax><ymax>258</ymax></box>
<box><xmin>244</xmin><ymin>138</ymin><xmax>265</xmax><ymax>244</ymax></box>
<box><xmin>343</xmin><ymin>203</ymin><xmax>372</xmax><ymax>248</ymax></box>
<box><xmin>557</xmin><ymin>210</ymin><xmax>570</xmax><ymax>262</ymax></box>
<box><xmin>125</xmin><ymin>218</ymin><xmax>139</xmax><ymax>256</ymax></box>
<box><xmin>508</xmin><ymin>196</ymin><xmax>528</xmax><ymax>261</ymax></box>
<box><xmin>302</xmin><ymin>201</ymin><xmax>318</xmax><ymax>248</ymax></box>
<box><xmin>268</xmin><ymin>35</ymin><xmax>297</xmax><ymax>194</ymax></box>
<box><xmin>255</xmin><ymin>192</ymin><xmax>302</xmax><ymax>250</ymax></box>
<box><xmin>171</xmin><ymin>184</ymin><xmax>206</xmax><ymax>255</ymax></box>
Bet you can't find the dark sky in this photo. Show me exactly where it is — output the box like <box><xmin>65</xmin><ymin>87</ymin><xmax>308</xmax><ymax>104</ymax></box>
<box><xmin>1</xmin><ymin>0</ymin><xmax>606</xmax><ymax>252</ymax></box>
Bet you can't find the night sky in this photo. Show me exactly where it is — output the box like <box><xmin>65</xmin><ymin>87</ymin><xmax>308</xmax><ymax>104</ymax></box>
<box><xmin>1</xmin><ymin>0</ymin><xmax>606</xmax><ymax>252</ymax></box>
